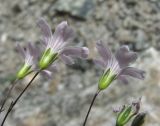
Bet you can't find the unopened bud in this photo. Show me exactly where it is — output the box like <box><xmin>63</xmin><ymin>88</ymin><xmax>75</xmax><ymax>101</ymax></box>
<box><xmin>131</xmin><ymin>112</ymin><xmax>146</xmax><ymax>126</ymax></box>
<box><xmin>116</xmin><ymin>106</ymin><xmax>134</xmax><ymax>126</ymax></box>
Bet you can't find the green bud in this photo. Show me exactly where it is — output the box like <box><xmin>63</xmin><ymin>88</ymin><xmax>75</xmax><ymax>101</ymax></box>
<box><xmin>98</xmin><ymin>69</ymin><xmax>117</xmax><ymax>90</ymax></box>
<box><xmin>131</xmin><ymin>113</ymin><xmax>146</xmax><ymax>126</ymax></box>
<box><xmin>39</xmin><ymin>48</ymin><xmax>58</xmax><ymax>69</ymax></box>
<box><xmin>116</xmin><ymin>106</ymin><xmax>134</xmax><ymax>126</ymax></box>
<box><xmin>17</xmin><ymin>64</ymin><xmax>32</xmax><ymax>79</ymax></box>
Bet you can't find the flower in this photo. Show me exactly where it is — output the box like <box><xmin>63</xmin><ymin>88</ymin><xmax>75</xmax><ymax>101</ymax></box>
<box><xmin>16</xmin><ymin>42</ymin><xmax>39</xmax><ymax>79</ymax></box>
<box><xmin>94</xmin><ymin>40</ymin><xmax>145</xmax><ymax>90</ymax></box>
<box><xmin>37</xmin><ymin>18</ymin><xmax>89</xmax><ymax>70</ymax></box>
<box><xmin>114</xmin><ymin>98</ymin><xmax>141</xmax><ymax>126</ymax></box>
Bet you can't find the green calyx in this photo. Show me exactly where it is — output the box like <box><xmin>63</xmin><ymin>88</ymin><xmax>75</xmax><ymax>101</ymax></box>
<box><xmin>39</xmin><ymin>48</ymin><xmax>58</xmax><ymax>70</ymax></box>
<box><xmin>17</xmin><ymin>64</ymin><xmax>32</xmax><ymax>79</ymax></box>
<box><xmin>116</xmin><ymin>106</ymin><xmax>134</xmax><ymax>126</ymax></box>
<box><xmin>98</xmin><ymin>69</ymin><xmax>117</xmax><ymax>90</ymax></box>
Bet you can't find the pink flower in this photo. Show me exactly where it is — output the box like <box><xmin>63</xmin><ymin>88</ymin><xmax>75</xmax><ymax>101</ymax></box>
<box><xmin>94</xmin><ymin>40</ymin><xmax>145</xmax><ymax>90</ymax></box>
<box><xmin>16</xmin><ymin>42</ymin><xmax>39</xmax><ymax>79</ymax></box>
<box><xmin>37</xmin><ymin>18</ymin><xmax>89</xmax><ymax>76</ymax></box>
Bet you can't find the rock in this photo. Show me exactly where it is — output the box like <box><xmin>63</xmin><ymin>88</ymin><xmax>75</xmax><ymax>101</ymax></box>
<box><xmin>54</xmin><ymin>0</ymin><xmax>96</xmax><ymax>19</ymax></box>
<box><xmin>134</xmin><ymin>30</ymin><xmax>149</xmax><ymax>51</ymax></box>
<box><xmin>0</xmin><ymin>0</ymin><xmax>160</xmax><ymax>126</ymax></box>
<box><xmin>116</xmin><ymin>28</ymin><xmax>135</xmax><ymax>43</ymax></box>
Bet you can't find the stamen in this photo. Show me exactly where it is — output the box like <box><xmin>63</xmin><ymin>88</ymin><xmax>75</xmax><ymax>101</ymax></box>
<box><xmin>106</xmin><ymin>57</ymin><xmax>120</xmax><ymax>75</ymax></box>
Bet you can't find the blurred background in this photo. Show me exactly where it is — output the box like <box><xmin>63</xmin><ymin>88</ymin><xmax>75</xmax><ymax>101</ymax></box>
<box><xmin>0</xmin><ymin>0</ymin><xmax>160</xmax><ymax>125</ymax></box>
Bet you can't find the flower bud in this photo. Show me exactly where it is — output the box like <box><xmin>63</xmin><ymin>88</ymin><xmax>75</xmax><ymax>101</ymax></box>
<box><xmin>98</xmin><ymin>69</ymin><xmax>117</xmax><ymax>90</ymax></box>
<box><xmin>39</xmin><ymin>48</ymin><xmax>58</xmax><ymax>69</ymax></box>
<box><xmin>116</xmin><ymin>106</ymin><xmax>134</xmax><ymax>126</ymax></box>
<box><xmin>131</xmin><ymin>112</ymin><xmax>146</xmax><ymax>126</ymax></box>
<box><xmin>17</xmin><ymin>64</ymin><xmax>32</xmax><ymax>79</ymax></box>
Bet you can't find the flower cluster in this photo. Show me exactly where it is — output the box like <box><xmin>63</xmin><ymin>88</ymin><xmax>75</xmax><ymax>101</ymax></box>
<box><xmin>16</xmin><ymin>18</ymin><xmax>89</xmax><ymax>79</ymax></box>
<box><xmin>1</xmin><ymin>17</ymin><xmax>146</xmax><ymax>126</ymax></box>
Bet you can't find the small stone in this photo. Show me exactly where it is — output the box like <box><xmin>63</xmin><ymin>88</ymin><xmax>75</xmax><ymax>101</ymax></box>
<box><xmin>1</xmin><ymin>33</ymin><xmax>8</xmax><ymax>43</ymax></box>
<box><xmin>54</xmin><ymin>0</ymin><xmax>96</xmax><ymax>19</ymax></box>
<box><xmin>134</xmin><ymin>30</ymin><xmax>149</xmax><ymax>51</ymax></box>
<box><xmin>116</xmin><ymin>29</ymin><xmax>134</xmax><ymax>43</ymax></box>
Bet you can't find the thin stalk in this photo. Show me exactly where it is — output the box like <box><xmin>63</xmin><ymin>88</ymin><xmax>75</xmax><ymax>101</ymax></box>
<box><xmin>0</xmin><ymin>79</ymin><xmax>19</xmax><ymax>113</ymax></box>
<box><xmin>83</xmin><ymin>89</ymin><xmax>100</xmax><ymax>126</ymax></box>
<box><xmin>1</xmin><ymin>70</ymin><xmax>41</xmax><ymax>126</ymax></box>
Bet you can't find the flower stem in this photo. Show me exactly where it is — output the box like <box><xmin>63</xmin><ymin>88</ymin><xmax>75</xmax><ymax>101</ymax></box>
<box><xmin>0</xmin><ymin>79</ymin><xmax>19</xmax><ymax>113</ymax></box>
<box><xmin>1</xmin><ymin>70</ymin><xmax>41</xmax><ymax>126</ymax></box>
<box><xmin>83</xmin><ymin>89</ymin><xmax>100</xmax><ymax>126</ymax></box>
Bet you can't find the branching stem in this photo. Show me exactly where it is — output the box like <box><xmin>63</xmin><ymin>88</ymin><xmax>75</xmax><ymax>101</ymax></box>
<box><xmin>0</xmin><ymin>79</ymin><xmax>19</xmax><ymax>113</ymax></box>
<box><xmin>1</xmin><ymin>70</ymin><xmax>41</xmax><ymax>126</ymax></box>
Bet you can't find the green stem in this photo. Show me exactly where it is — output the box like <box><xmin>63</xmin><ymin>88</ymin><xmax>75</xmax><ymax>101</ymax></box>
<box><xmin>83</xmin><ymin>89</ymin><xmax>100</xmax><ymax>126</ymax></box>
<box><xmin>1</xmin><ymin>70</ymin><xmax>41</xmax><ymax>126</ymax></box>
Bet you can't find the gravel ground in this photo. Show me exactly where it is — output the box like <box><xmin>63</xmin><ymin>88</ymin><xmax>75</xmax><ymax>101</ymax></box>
<box><xmin>0</xmin><ymin>0</ymin><xmax>160</xmax><ymax>126</ymax></box>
